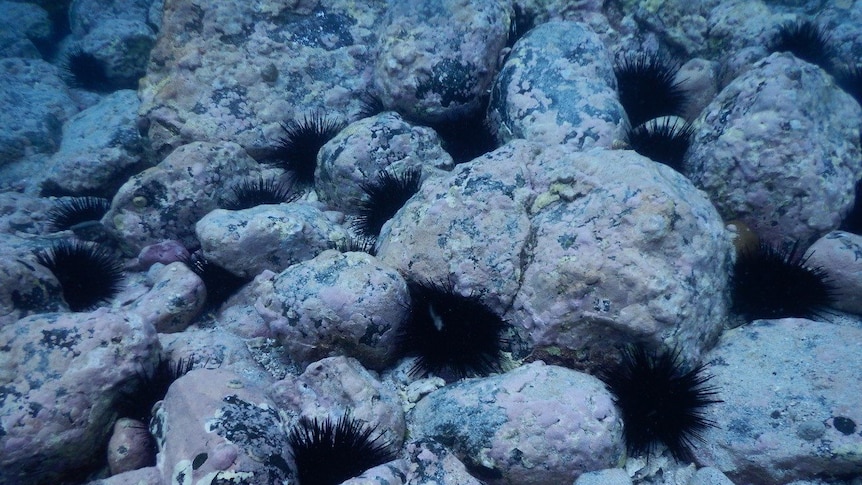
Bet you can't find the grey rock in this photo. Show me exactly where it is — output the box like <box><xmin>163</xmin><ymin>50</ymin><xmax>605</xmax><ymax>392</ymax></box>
<box><xmin>488</xmin><ymin>21</ymin><xmax>625</xmax><ymax>150</ymax></box>
<box><xmin>0</xmin><ymin>1</ymin><xmax>51</xmax><ymax>58</ymax></box>
<box><xmin>401</xmin><ymin>439</ymin><xmax>482</xmax><ymax>485</ymax></box>
<box><xmin>196</xmin><ymin>202</ymin><xmax>348</xmax><ymax>279</ymax></box>
<box><xmin>0</xmin><ymin>58</ymin><xmax>76</xmax><ymax>165</ymax></box>
<box><xmin>574</xmin><ymin>468</ymin><xmax>632</xmax><ymax>485</ymax></box>
<box><xmin>41</xmin><ymin>90</ymin><xmax>148</xmax><ymax>196</ymax></box>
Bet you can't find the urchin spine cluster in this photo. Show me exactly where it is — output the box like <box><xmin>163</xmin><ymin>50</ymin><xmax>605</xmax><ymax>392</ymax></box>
<box><xmin>601</xmin><ymin>344</ymin><xmax>720</xmax><ymax>462</ymax></box>
<box><xmin>396</xmin><ymin>280</ymin><xmax>507</xmax><ymax>380</ymax></box>
<box><xmin>288</xmin><ymin>413</ymin><xmax>396</xmax><ymax>485</ymax></box>
<box><xmin>270</xmin><ymin>114</ymin><xmax>346</xmax><ymax>186</ymax></box>
<box><xmin>221</xmin><ymin>176</ymin><xmax>299</xmax><ymax>210</ymax></box>
<box><xmin>46</xmin><ymin>196</ymin><xmax>111</xmax><ymax>232</ymax></box>
<box><xmin>614</xmin><ymin>51</ymin><xmax>688</xmax><ymax>127</ymax></box>
<box><xmin>35</xmin><ymin>240</ymin><xmax>124</xmax><ymax>312</ymax></box>
<box><xmin>183</xmin><ymin>252</ymin><xmax>249</xmax><ymax>308</ymax></box>
<box><xmin>625</xmin><ymin>117</ymin><xmax>694</xmax><ymax>173</ymax></box>
<box><xmin>351</xmin><ymin>167</ymin><xmax>423</xmax><ymax>239</ymax></box>
<box><xmin>731</xmin><ymin>241</ymin><xmax>836</xmax><ymax>321</ymax></box>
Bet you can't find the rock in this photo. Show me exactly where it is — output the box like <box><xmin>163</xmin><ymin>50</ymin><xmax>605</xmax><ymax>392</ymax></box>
<box><xmin>0</xmin><ymin>235</ymin><xmax>64</xmax><ymax>328</ymax></box>
<box><xmin>139</xmin><ymin>0</ymin><xmax>386</xmax><ymax>158</ymax></box>
<box><xmin>685</xmin><ymin>52</ymin><xmax>862</xmax><ymax>246</ymax></box>
<box><xmin>41</xmin><ymin>90</ymin><xmax>148</xmax><ymax>196</ymax></box>
<box><xmin>107</xmin><ymin>418</ymin><xmax>156</xmax><ymax>475</ymax></box>
<box><xmin>0</xmin><ymin>58</ymin><xmax>76</xmax><ymax>166</ymax></box>
<box><xmin>690</xmin><ymin>467</ymin><xmax>735</xmax><ymax>485</ymax></box>
<box><xmin>411</xmin><ymin>361</ymin><xmax>623</xmax><ymax>484</ymax></box>
<box><xmin>488</xmin><ymin>21</ymin><xmax>625</xmax><ymax>150</ymax></box>
<box><xmin>196</xmin><ymin>202</ymin><xmax>348</xmax><ymax>279</ymax></box>
<box><xmin>699</xmin><ymin>319</ymin><xmax>862</xmax><ymax>483</ymax></box>
<box><xmin>401</xmin><ymin>439</ymin><xmax>482</xmax><ymax>485</ymax></box>
<box><xmin>153</xmin><ymin>368</ymin><xmax>292</xmax><ymax>484</ymax></box>
<box><xmin>379</xmin><ymin>140</ymin><xmax>732</xmax><ymax>368</ymax></box>
<box><xmin>0</xmin><ymin>1</ymin><xmax>51</xmax><ymax>58</ymax></box>
<box><xmin>806</xmin><ymin>231</ymin><xmax>862</xmax><ymax>315</ymax></box>
<box><xmin>374</xmin><ymin>0</ymin><xmax>511</xmax><ymax>123</ymax></box>
<box><xmin>316</xmin><ymin>112</ymin><xmax>453</xmax><ymax>214</ymax></box>
<box><xmin>104</xmin><ymin>141</ymin><xmax>260</xmax><ymax>253</ymax></box>
<box><xmin>128</xmin><ymin>261</ymin><xmax>206</xmax><ymax>333</ymax></box>
<box><xmin>271</xmin><ymin>356</ymin><xmax>406</xmax><ymax>451</ymax></box>
<box><xmin>574</xmin><ymin>468</ymin><xmax>632</xmax><ymax>485</ymax></box>
<box><xmin>84</xmin><ymin>466</ymin><xmax>161</xmax><ymax>485</ymax></box>
<box><xmin>259</xmin><ymin>251</ymin><xmax>409</xmax><ymax>370</ymax></box>
<box><xmin>0</xmin><ymin>309</ymin><xmax>158</xmax><ymax>485</ymax></box>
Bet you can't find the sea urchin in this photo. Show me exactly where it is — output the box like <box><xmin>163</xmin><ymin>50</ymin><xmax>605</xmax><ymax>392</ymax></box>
<box><xmin>35</xmin><ymin>240</ymin><xmax>124</xmax><ymax>311</ymax></box>
<box><xmin>287</xmin><ymin>413</ymin><xmax>396</xmax><ymax>485</ymax></box>
<box><xmin>396</xmin><ymin>280</ymin><xmax>506</xmax><ymax>380</ymax></box>
<box><xmin>601</xmin><ymin>344</ymin><xmax>720</xmax><ymax>462</ymax></box>
<box><xmin>351</xmin><ymin>167</ymin><xmax>423</xmax><ymax>239</ymax></box>
<box><xmin>270</xmin><ymin>115</ymin><xmax>346</xmax><ymax>186</ymax></box>
<box><xmin>614</xmin><ymin>51</ymin><xmax>688</xmax><ymax>127</ymax></box>
<box><xmin>731</xmin><ymin>241</ymin><xmax>836</xmax><ymax>321</ymax></box>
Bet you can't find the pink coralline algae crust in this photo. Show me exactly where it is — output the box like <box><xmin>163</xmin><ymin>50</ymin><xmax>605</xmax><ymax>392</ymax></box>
<box><xmin>379</xmin><ymin>140</ymin><xmax>732</xmax><ymax>369</ymax></box>
<box><xmin>411</xmin><ymin>361</ymin><xmax>623</xmax><ymax>485</ymax></box>
<box><xmin>700</xmin><ymin>319</ymin><xmax>862</xmax><ymax>483</ymax></box>
<box><xmin>0</xmin><ymin>309</ymin><xmax>158</xmax><ymax>485</ymax></box>
<box><xmin>686</xmin><ymin>52</ymin><xmax>862</xmax><ymax>246</ymax></box>
<box><xmin>259</xmin><ymin>252</ymin><xmax>410</xmax><ymax>371</ymax></box>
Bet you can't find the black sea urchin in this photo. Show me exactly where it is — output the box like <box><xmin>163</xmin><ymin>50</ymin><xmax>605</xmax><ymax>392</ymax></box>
<box><xmin>222</xmin><ymin>176</ymin><xmax>299</xmax><ymax>210</ymax></box>
<box><xmin>63</xmin><ymin>49</ymin><xmax>111</xmax><ymax>92</ymax></box>
<box><xmin>47</xmin><ymin>196</ymin><xmax>111</xmax><ymax>232</ymax></box>
<box><xmin>626</xmin><ymin>118</ymin><xmax>694</xmax><ymax>173</ymax></box>
<box><xmin>351</xmin><ymin>167</ymin><xmax>423</xmax><ymax>239</ymax></box>
<box><xmin>614</xmin><ymin>52</ymin><xmax>688</xmax><ymax>127</ymax></box>
<box><xmin>35</xmin><ymin>240</ymin><xmax>124</xmax><ymax>311</ymax></box>
<box><xmin>288</xmin><ymin>413</ymin><xmax>396</xmax><ymax>485</ymax></box>
<box><xmin>117</xmin><ymin>354</ymin><xmax>195</xmax><ymax>423</ymax></box>
<box><xmin>183</xmin><ymin>252</ymin><xmax>249</xmax><ymax>308</ymax></box>
<box><xmin>270</xmin><ymin>115</ymin><xmax>347</xmax><ymax>186</ymax></box>
<box><xmin>770</xmin><ymin>19</ymin><xmax>835</xmax><ymax>72</ymax></box>
<box><xmin>396</xmin><ymin>280</ymin><xmax>506</xmax><ymax>380</ymax></box>
<box><xmin>601</xmin><ymin>344</ymin><xmax>720</xmax><ymax>462</ymax></box>
<box><xmin>835</xmin><ymin>64</ymin><xmax>862</xmax><ymax>107</ymax></box>
<box><xmin>731</xmin><ymin>241</ymin><xmax>837</xmax><ymax>321</ymax></box>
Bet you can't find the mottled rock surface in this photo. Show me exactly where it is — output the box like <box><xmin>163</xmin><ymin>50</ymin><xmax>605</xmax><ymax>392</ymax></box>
<box><xmin>401</xmin><ymin>439</ymin><xmax>483</xmax><ymax>485</ymax></box>
<box><xmin>806</xmin><ymin>231</ymin><xmax>862</xmax><ymax>316</ymax></box>
<box><xmin>153</xmin><ymin>368</ymin><xmax>291</xmax><ymax>485</ymax></box>
<box><xmin>41</xmin><ymin>90</ymin><xmax>147</xmax><ymax>197</ymax></box>
<box><xmin>411</xmin><ymin>362</ymin><xmax>623</xmax><ymax>484</ymax></box>
<box><xmin>488</xmin><ymin>21</ymin><xmax>625</xmax><ymax>150</ymax></box>
<box><xmin>0</xmin><ymin>309</ymin><xmax>158</xmax><ymax>485</ymax></box>
<box><xmin>128</xmin><ymin>261</ymin><xmax>206</xmax><ymax>333</ymax></box>
<box><xmin>374</xmin><ymin>0</ymin><xmax>510</xmax><ymax>123</ymax></box>
<box><xmin>103</xmin><ymin>141</ymin><xmax>260</xmax><ymax>253</ymax></box>
<box><xmin>259</xmin><ymin>252</ymin><xmax>410</xmax><ymax>369</ymax></box>
<box><xmin>316</xmin><ymin>112</ymin><xmax>453</xmax><ymax>214</ymax></box>
<box><xmin>196</xmin><ymin>203</ymin><xmax>348</xmax><ymax>278</ymax></box>
<box><xmin>271</xmin><ymin>356</ymin><xmax>406</xmax><ymax>450</ymax></box>
<box><xmin>686</xmin><ymin>53</ymin><xmax>862</xmax><ymax>246</ymax></box>
<box><xmin>139</xmin><ymin>0</ymin><xmax>387</xmax><ymax>158</ymax></box>
<box><xmin>380</xmin><ymin>141</ymin><xmax>732</xmax><ymax>368</ymax></box>
<box><xmin>700</xmin><ymin>319</ymin><xmax>862</xmax><ymax>484</ymax></box>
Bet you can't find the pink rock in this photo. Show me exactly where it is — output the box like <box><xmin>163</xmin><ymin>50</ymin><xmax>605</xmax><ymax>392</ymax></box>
<box><xmin>699</xmin><ymin>319</ymin><xmax>862</xmax><ymax>483</ymax></box>
<box><xmin>271</xmin><ymin>356</ymin><xmax>406</xmax><ymax>451</ymax></box>
<box><xmin>0</xmin><ymin>308</ymin><xmax>158</xmax><ymax>484</ymax></box>
<box><xmin>259</xmin><ymin>251</ymin><xmax>410</xmax><ymax>370</ymax></box>
<box><xmin>806</xmin><ymin>231</ymin><xmax>862</xmax><ymax>315</ymax></box>
<box><xmin>154</xmin><ymin>368</ymin><xmax>291</xmax><ymax>484</ymax></box>
<box><xmin>411</xmin><ymin>361</ymin><xmax>623</xmax><ymax>485</ymax></box>
<box><xmin>686</xmin><ymin>52</ymin><xmax>862</xmax><ymax>246</ymax></box>
<box><xmin>135</xmin><ymin>240</ymin><xmax>190</xmax><ymax>269</ymax></box>
<box><xmin>107</xmin><ymin>418</ymin><xmax>156</xmax><ymax>475</ymax></box>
